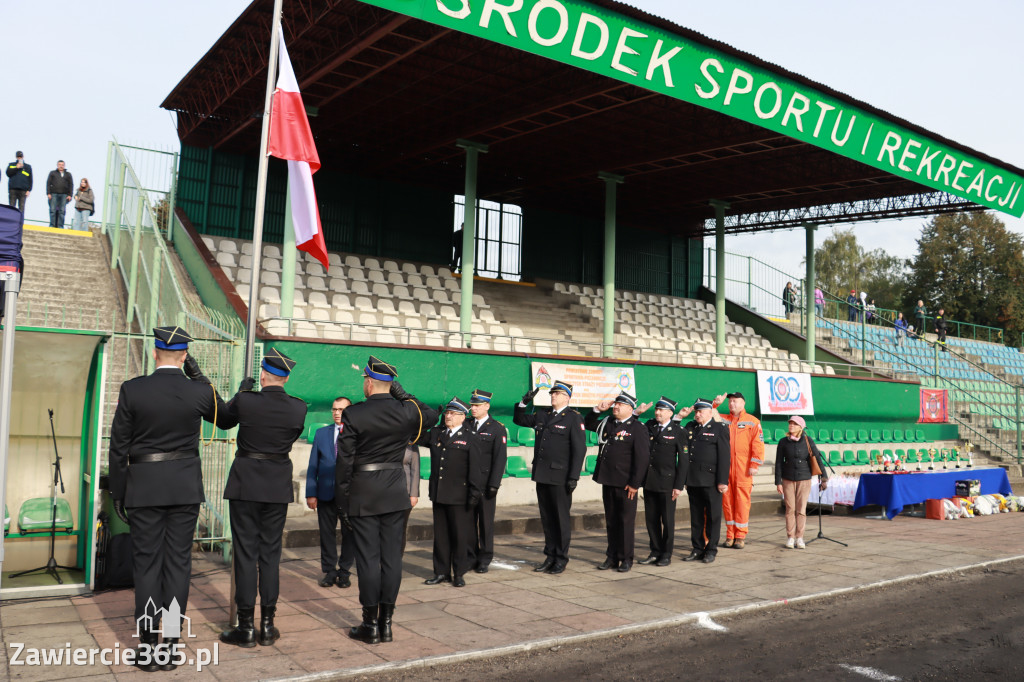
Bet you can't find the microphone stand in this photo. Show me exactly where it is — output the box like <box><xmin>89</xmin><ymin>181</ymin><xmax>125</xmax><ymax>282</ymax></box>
<box><xmin>805</xmin><ymin>455</ymin><xmax>847</xmax><ymax>547</ymax></box>
<box><xmin>11</xmin><ymin>409</ymin><xmax>78</xmax><ymax>584</ymax></box>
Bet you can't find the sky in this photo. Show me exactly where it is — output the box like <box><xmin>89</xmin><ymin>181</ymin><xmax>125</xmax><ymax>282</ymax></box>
<box><xmin>2</xmin><ymin>0</ymin><xmax>1022</xmax><ymax>282</ymax></box>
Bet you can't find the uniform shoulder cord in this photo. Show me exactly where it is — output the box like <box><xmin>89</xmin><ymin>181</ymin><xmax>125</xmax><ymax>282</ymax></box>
<box><xmin>406</xmin><ymin>398</ymin><xmax>423</xmax><ymax>445</ymax></box>
<box><xmin>203</xmin><ymin>383</ymin><xmax>219</xmax><ymax>448</ymax></box>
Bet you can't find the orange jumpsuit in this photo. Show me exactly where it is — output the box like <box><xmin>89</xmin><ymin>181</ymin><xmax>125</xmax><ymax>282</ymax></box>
<box><xmin>720</xmin><ymin>411</ymin><xmax>764</xmax><ymax>540</ymax></box>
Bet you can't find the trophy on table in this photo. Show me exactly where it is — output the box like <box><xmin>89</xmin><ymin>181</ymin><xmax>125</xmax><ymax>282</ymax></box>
<box><xmin>966</xmin><ymin>441</ymin><xmax>974</xmax><ymax>469</ymax></box>
<box><xmin>928</xmin><ymin>447</ymin><xmax>937</xmax><ymax>471</ymax></box>
<box><xmin>941</xmin><ymin>448</ymin><xmax>949</xmax><ymax>470</ymax></box>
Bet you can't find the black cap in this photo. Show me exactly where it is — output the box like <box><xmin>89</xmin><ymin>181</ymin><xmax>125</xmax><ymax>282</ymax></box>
<box><xmin>726</xmin><ymin>392</ymin><xmax>745</xmax><ymax>400</ymax></box>
<box><xmin>153</xmin><ymin>326</ymin><xmax>193</xmax><ymax>351</ymax></box>
<box><xmin>470</xmin><ymin>389</ymin><xmax>493</xmax><ymax>404</ymax></box>
<box><xmin>613</xmin><ymin>392</ymin><xmax>637</xmax><ymax>409</ymax></box>
<box><xmin>655</xmin><ymin>396</ymin><xmax>677</xmax><ymax>411</ymax></box>
<box><xmin>363</xmin><ymin>355</ymin><xmax>397</xmax><ymax>382</ymax></box>
<box><xmin>693</xmin><ymin>398</ymin><xmax>714</xmax><ymax>410</ymax></box>
<box><xmin>15</xmin><ymin>151</ymin><xmax>23</xmax><ymax>158</ymax></box>
<box><xmin>550</xmin><ymin>380</ymin><xmax>573</xmax><ymax>396</ymax></box>
<box><xmin>445</xmin><ymin>396</ymin><xmax>470</xmax><ymax>414</ymax></box>
<box><xmin>261</xmin><ymin>348</ymin><xmax>296</xmax><ymax>377</ymax></box>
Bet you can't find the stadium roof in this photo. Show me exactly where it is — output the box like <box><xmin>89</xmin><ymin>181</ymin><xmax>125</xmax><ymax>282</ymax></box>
<box><xmin>162</xmin><ymin>0</ymin><xmax>1024</xmax><ymax>235</ymax></box>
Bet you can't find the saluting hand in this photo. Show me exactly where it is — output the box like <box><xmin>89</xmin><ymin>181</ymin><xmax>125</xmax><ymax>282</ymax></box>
<box><xmin>596</xmin><ymin>399</ymin><xmax>613</xmax><ymax>412</ymax></box>
<box><xmin>521</xmin><ymin>387</ymin><xmax>540</xmax><ymax>404</ymax></box>
<box><xmin>635</xmin><ymin>402</ymin><xmax>653</xmax><ymax>414</ymax></box>
<box><xmin>675</xmin><ymin>406</ymin><xmax>694</xmax><ymax>420</ymax></box>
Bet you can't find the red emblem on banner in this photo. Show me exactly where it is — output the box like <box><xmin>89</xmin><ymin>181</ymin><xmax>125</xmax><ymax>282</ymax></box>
<box><xmin>919</xmin><ymin>388</ymin><xmax>948</xmax><ymax>423</ymax></box>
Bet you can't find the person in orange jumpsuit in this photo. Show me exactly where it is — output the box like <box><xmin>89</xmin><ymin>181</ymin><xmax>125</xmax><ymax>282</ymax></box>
<box><xmin>714</xmin><ymin>392</ymin><xmax>764</xmax><ymax>549</ymax></box>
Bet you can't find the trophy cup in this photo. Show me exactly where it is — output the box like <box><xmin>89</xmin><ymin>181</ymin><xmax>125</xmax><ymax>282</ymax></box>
<box><xmin>941</xmin><ymin>449</ymin><xmax>948</xmax><ymax>470</ymax></box>
<box><xmin>954</xmin><ymin>446</ymin><xmax>961</xmax><ymax>469</ymax></box>
<box><xmin>915</xmin><ymin>450</ymin><xmax>922</xmax><ymax>471</ymax></box>
<box><xmin>881</xmin><ymin>453</ymin><xmax>890</xmax><ymax>472</ymax></box>
<box><xmin>966</xmin><ymin>441</ymin><xmax>974</xmax><ymax>469</ymax></box>
<box><xmin>928</xmin><ymin>447</ymin><xmax>937</xmax><ymax>471</ymax></box>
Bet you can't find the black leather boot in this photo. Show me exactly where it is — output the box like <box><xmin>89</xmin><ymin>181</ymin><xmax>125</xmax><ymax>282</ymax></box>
<box><xmin>219</xmin><ymin>607</ymin><xmax>257</xmax><ymax>648</ymax></box>
<box><xmin>259</xmin><ymin>605</ymin><xmax>281</xmax><ymax>646</ymax></box>
<box><xmin>134</xmin><ymin>630</ymin><xmax>160</xmax><ymax>673</ymax></box>
<box><xmin>159</xmin><ymin>638</ymin><xmax>180</xmax><ymax>671</ymax></box>
<box><xmin>349</xmin><ymin>605</ymin><xmax>380</xmax><ymax>644</ymax></box>
<box><xmin>379</xmin><ymin>603</ymin><xmax>395</xmax><ymax>643</ymax></box>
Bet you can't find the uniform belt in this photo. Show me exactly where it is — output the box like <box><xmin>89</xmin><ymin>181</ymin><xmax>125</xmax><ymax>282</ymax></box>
<box><xmin>354</xmin><ymin>462</ymin><xmax>403</xmax><ymax>472</ymax></box>
<box><xmin>129</xmin><ymin>451</ymin><xmax>195</xmax><ymax>464</ymax></box>
<box><xmin>236</xmin><ymin>451</ymin><xmax>290</xmax><ymax>461</ymax></box>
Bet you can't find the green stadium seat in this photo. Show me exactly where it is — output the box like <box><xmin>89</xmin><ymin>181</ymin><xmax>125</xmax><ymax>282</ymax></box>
<box><xmin>586</xmin><ymin>431</ymin><xmax>600</xmax><ymax>447</ymax></box>
<box><xmin>855</xmin><ymin>450</ymin><xmax>869</xmax><ymax>465</ymax></box>
<box><xmin>420</xmin><ymin>455</ymin><xmax>431</xmax><ymax>480</ymax></box>
<box><xmin>892</xmin><ymin>428</ymin><xmax>904</xmax><ymax>441</ymax></box>
<box><xmin>828</xmin><ymin>450</ymin><xmax>842</xmax><ymax>466</ymax></box>
<box><xmin>517</xmin><ymin>427</ymin><xmax>536</xmax><ymax>447</ymax></box>
<box><xmin>305</xmin><ymin>422</ymin><xmax>329</xmax><ymax>443</ymax></box>
<box><xmin>817</xmin><ymin>429</ymin><xmax>830</xmax><ymax>443</ymax></box>
<box><xmin>583</xmin><ymin>454</ymin><xmax>598</xmax><ymax>476</ymax></box>
<box><xmin>915</xmin><ymin>429</ymin><xmax>925</xmax><ymax>442</ymax></box>
<box><xmin>845</xmin><ymin>429</ymin><xmax>856</xmax><ymax>443</ymax></box>
<box><xmin>882</xmin><ymin>449</ymin><xmax>893</xmax><ymax>461</ymax></box>
<box><xmin>858</xmin><ymin>429</ymin><xmax>869</xmax><ymax>442</ymax></box>
<box><xmin>842</xmin><ymin>450</ymin><xmax>856</xmax><ymax>466</ymax></box>
<box><xmin>881</xmin><ymin>429</ymin><xmax>892</xmax><ymax>442</ymax></box>
<box><xmin>775</xmin><ymin>428</ymin><xmax>787</xmax><ymax>441</ymax></box>
<box><xmin>506</xmin><ymin>455</ymin><xmax>531</xmax><ymax>478</ymax></box>
<box><xmin>894</xmin><ymin>448</ymin><xmax>906</xmax><ymax>462</ymax></box>
<box><xmin>904</xmin><ymin>449</ymin><xmax>918</xmax><ymax>463</ymax></box>
<box><xmin>832</xmin><ymin>429</ymin><xmax>843</xmax><ymax>443</ymax></box>
<box><xmin>919</xmin><ymin>449</ymin><xmax>932</xmax><ymax>465</ymax></box>
<box><xmin>869</xmin><ymin>429</ymin><xmax>881</xmax><ymax>443</ymax></box>
<box><xmin>18</xmin><ymin>498</ymin><xmax>74</xmax><ymax>533</ymax></box>
<box><xmin>869</xmin><ymin>449</ymin><xmax>882</xmax><ymax>466</ymax></box>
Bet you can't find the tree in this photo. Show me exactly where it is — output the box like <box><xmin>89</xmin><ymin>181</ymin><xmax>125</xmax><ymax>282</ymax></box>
<box><xmin>807</xmin><ymin>227</ymin><xmax>908</xmax><ymax>316</ymax></box>
<box><xmin>904</xmin><ymin>211</ymin><xmax>1024</xmax><ymax>341</ymax></box>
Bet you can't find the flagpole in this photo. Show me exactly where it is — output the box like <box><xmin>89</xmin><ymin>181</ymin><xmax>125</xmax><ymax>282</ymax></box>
<box><xmin>244</xmin><ymin>0</ymin><xmax>285</xmax><ymax>378</ymax></box>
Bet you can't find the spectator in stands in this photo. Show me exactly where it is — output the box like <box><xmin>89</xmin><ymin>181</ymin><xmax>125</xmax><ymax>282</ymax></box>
<box><xmin>814</xmin><ymin>285</ymin><xmax>824</xmax><ymax>317</ymax></box>
<box><xmin>935</xmin><ymin>308</ymin><xmax>949</xmax><ymax>351</ymax></box>
<box><xmin>305</xmin><ymin>396</ymin><xmax>356</xmax><ymax>590</ymax></box>
<box><xmin>865</xmin><ymin>298</ymin><xmax>876</xmax><ymax>323</ymax></box>
<box><xmin>894</xmin><ymin>312</ymin><xmax>909</xmax><ymax>346</ymax></box>
<box><xmin>914</xmin><ymin>300</ymin><xmax>927</xmax><ymax>335</ymax></box>
<box><xmin>774</xmin><ymin>416</ymin><xmax>827</xmax><ymax>549</ymax></box>
<box><xmin>451</xmin><ymin>222</ymin><xmax>463</xmax><ymax>272</ymax></box>
<box><xmin>72</xmin><ymin>178</ymin><xmax>94</xmax><ymax>230</ymax></box>
<box><xmin>782</xmin><ymin>282</ymin><xmax>796</xmax><ymax>316</ymax></box>
<box><xmin>5</xmin><ymin>151</ymin><xmax>32</xmax><ymax>213</ymax></box>
<box><xmin>846</xmin><ymin>290</ymin><xmax>858</xmax><ymax>322</ymax></box>
<box><xmin>46</xmin><ymin>160</ymin><xmax>74</xmax><ymax>228</ymax></box>
<box><xmin>859</xmin><ymin>290</ymin><xmax>868</xmax><ymax>321</ymax></box>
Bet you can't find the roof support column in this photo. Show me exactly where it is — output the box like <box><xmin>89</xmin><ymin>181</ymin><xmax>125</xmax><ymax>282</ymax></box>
<box><xmin>710</xmin><ymin>200</ymin><xmax>730</xmax><ymax>357</ymax></box>
<box><xmin>804</xmin><ymin>222</ymin><xmax>817</xmax><ymax>364</ymax></box>
<box><xmin>281</xmin><ymin>187</ymin><xmax>296</xmax><ymax>334</ymax></box>
<box><xmin>457</xmin><ymin>139</ymin><xmax>489</xmax><ymax>347</ymax></box>
<box><xmin>599</xmin><ymin>172</ymin><xmax>624</xmax><ymax>358</ymax></box>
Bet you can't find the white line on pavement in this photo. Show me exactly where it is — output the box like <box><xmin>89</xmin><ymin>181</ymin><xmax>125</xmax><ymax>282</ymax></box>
<box><xmin>695</xmin><ymin>612</ymin><xmax>728</xmax><ymax>632</ymax></box>
<box><xmin>838</xmin><ymin>663</ymin><xmax>901</xmax><ymax>681</ymax></box>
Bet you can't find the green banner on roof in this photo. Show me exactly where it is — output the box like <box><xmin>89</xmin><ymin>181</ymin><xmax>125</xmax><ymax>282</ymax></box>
<box><xmin>357</xmin><ymin>0</ymin><xmax>1024</xmax><ymax>217</ymax></box>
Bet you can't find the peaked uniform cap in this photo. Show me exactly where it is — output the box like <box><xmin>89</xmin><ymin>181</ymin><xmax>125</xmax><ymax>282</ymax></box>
<box><xmin>153</xmin><ymin>326</ymin><xmax>194</xmax><ymax>351</ymax></box>
<box><xmin>693</xmin><ymin>398</ymin><xmax>714</xmax><ymax>410</ymax></box>
<box><xmin>655</xmin><ymin>396</ymin><xmax>678</xmax><ymax>410</ymax></box>
<box><xmin>363</xmin><ymin>355</ymin><xmax>397</xmax><ymax>381</ymax></box>
<box><xmin>261</xmin><ymin>348</ymin><xmax>296</xmax><ymax>377</ymax></box>
<box><xmin>550</xmin><ymin>380</ymin><xmax>573</xmax><ymax>396</ymax></box>
<box><xmin>471</xmin><ymin>389</ymin><xmax>493</xmax><ymax>404</ymax></box>
<box><xmin>613</xmin><ymin>392</ymin><xmax>637</xmax><ymax>409</ymax></box>
<box><xmin>445</xmin><ymin>396</ymin><xmax>470</xmax><ymax>414</ymax></box>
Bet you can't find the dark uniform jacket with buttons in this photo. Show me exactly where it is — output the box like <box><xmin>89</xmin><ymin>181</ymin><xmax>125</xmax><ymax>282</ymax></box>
<box><xmin>513</xmin><ymin>404</ymin><xmax>586</xmax><ymax>485</ymax></box>
<box><xmin>108</xmin><ymin>368</ymin><xmax>231</xmax><ymax>507</ymax></box>
<box><xmin>418</xmin><ymin>424</ymin><xmax>485</xmax><ymax>505</ymax></box>
<box><xmin>681</xmin><ymin>418</ymin><xmax>731</xmax><ymax>488</ymax></box>
<box><xmin>336</xmin><ymin>393</ymin><xmax>439</xmax><ymax>516</ymax></box>
<box><xmin>584</xmin><ymin>411</ymin><xmax>650</xmax><ymax>489</ymax></box>
<box><xmin>470</xmin><ymin>416</ymin><xmax>508</xmax><ymax>490</ymax></box>
<box><xmin>221</xmin><ymin>385</ymin><xmax>307</xmax><ymax>503</ymax></box>
<box><xmin>643</xmin><ymin>419</ymin><xmax>687</xmax><ymax>492</ymax></box>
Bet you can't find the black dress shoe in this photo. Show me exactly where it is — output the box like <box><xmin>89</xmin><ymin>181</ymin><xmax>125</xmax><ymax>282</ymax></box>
<box><xmin>637</xmin><ymin>555</ymin><xmax>659</xmax><ymax>565</ymax></box>
<box><xmin>317</xmin><ymin>572</ymin><xmax>336</xmax><ymax>588</ymax></box>
<box><xmin>597</xmin><ymin>558</ymin><xmax>619</xmax><ymax>571</ymax></box>
<box><xmin>453</xmin><ymin>575</ymin><xmax>466</xmax><ymax>587</ymax></box>
<box><xmin>545</xmin><ymin>563</ymin><xmax>566</xmax><ymax>574</ymax></box>
<box><xmin>682</xmin><ymin>551</ymin><xmax>704</xmax><ymax>562</ymax></box>
<box><xmin>336</xmin><ymin>574</ymin><xmax>351</xmax><ymax>588</ymax></box>
<box><xmin>616</xmin><ymin>561</ymin><xmax>633</xmax><ymax>573</ymax></box>
<box><xmin>655</xmin><ymin>557</ymin><xmax>671</xmax><ymax>567</ymax></box>
<box><xmin>702</xmin><ymin>554</ymin><xmax>716</xmax><ymax>564</ymax></box>
<box><xmin>474</xmin><ymin>564</ymin><xmax>489</xmax><ymax>574</ymax></box>
<box><xmin>534</xmin><ymin>558</ymin><xmax>555</xmax><ymax>572</ymax></box>
<box><xmin>424</xmin><ymin>575</ymin><xmax>451</xmax><ymax>585</ymax></box>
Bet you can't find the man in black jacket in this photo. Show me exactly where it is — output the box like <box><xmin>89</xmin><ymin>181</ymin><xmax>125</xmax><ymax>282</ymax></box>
<box><xmin>467</xmin><ymin>388</ymin><xmax>507</xmax><ymax>573</ymax></box>
<box><xmin>681</xmin><ymin>398</ymin><xmax>730</xmax><ymax>564</ymax></box>
<box><xmin>935</xmin><ymin>308</ymin><xmax>949</xmax><ymax>351</ymax></box>
<box><xmin>107</xmin><ymin>326</ymin><xmax>231</xmax><ymax>672</ymax></box>
<box><xmin>513</xmin><ymin>380</ymin><xmax>586</xmax><ymax>574</ymax></box>
<box><xmin>585</xmin><ymin>392</ymin><xmax>650</xmax><ymax>572</ymax></box>
<box><xmin>336</xmin><ymin>356</ymin><xmax>438</xmax><ymax>644</ymax></box>
<box><xmin>638</xmin><ymin>396</ymin><xmax>686</xmax><ymax>566</ymax></box>
<box><xmin>420</xmin><ymin>396</ymin><xmax>484</xmax><ymax>587</ymax></box>
<box><xmin>6</xmin><ymin>151</ymin><xmax>32</xmax><ymax>213</ymax></box>
<box><xmin>219</xmin><ymin>348</ymin><xmax>307</xmax><ymax>649</ymax></box>
<box><xmin>45</xmin><ymin>160</ymin><xmax>73</xmax><ymax>227</ymax></box>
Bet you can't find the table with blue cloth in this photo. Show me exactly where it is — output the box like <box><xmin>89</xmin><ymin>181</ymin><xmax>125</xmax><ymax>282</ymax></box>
<box><xmin>853</xmin><ymin>468</ymin><xmax>1013</xmax><ymax>520</ymax></box>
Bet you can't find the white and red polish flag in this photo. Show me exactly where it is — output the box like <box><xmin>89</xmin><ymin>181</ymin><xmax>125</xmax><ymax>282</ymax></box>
<box><xmin>268</xmin><ymin>33</ymin><xmax>329</xmax><ymax>269</ymax></box>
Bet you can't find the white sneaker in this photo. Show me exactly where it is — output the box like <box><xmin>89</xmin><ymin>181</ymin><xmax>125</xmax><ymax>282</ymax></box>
<box><xmin>785</xmin><ymin>538</ymin><xmax>795</xmax><ymax>549</ymax></box>
<box><xmin>796</xmin><ymin>538</ymin><xmax>806</xmax><ymax>549</ymax></box>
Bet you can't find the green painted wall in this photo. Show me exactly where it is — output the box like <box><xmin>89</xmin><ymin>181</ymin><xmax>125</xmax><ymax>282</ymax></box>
<box><xmin>265</xmin><ymin>339</ymin><xmax>950</xmax><ymax>439</ymax></box>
